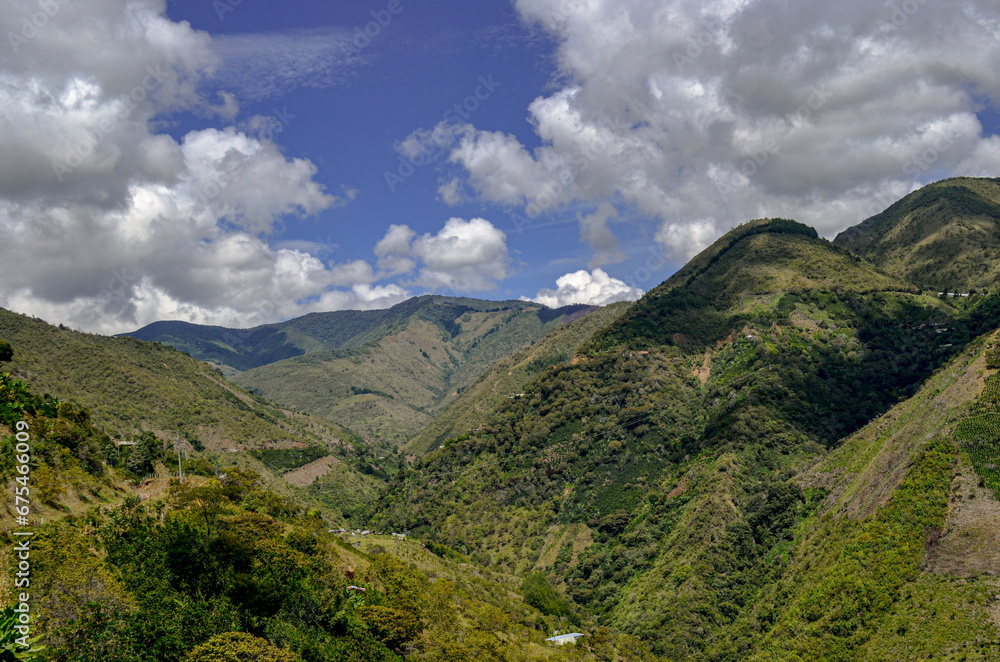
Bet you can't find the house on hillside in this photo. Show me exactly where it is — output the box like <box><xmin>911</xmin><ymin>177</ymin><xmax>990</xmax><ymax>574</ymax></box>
<box><xmin>545</xmin><ymin>633</ymin><xmax>586</xmax><ymax>646</ymax></box>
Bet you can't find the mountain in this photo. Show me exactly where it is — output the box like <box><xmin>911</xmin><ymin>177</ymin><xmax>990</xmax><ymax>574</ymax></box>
<box><xmin>834</xmin><ymin>176</ymin><xmax>1000</xmax><ymax>292</ymax></box>
<box><xmin>0</xmin><ymin>308</ymin><xmax>389</xmax><ymax>522</ymax></box>
<box><xmin>125</xmin><ymin>295</ymin><xmax>591</xmax><ymax>373</ymax></box>
<box><xmin>226</xmin><ymin>298</ymin><xmax>600</xmax><ymax>448</ymax></box>
<box><xmin>125</xmin><ymin>296</ymin><xmax>529</xmax><ymax>373</ymax></box>
<box><xmin>0</xmin><ymin>316</ymin><xmax>657</xmax><ymax>661</ymax></box>
<box><xmin>729</xmin><ymin>328</ymin><xmax>1000</xmax><ymax>660</ymax></box>
<box><xmin>371</xmin><ymin>217</ymin><xmax>1000</xmax><ymax>657</ymax></box>
<box><xmin>10</xmin><ymin>183</ymin><xmax>1000</xmax><ymax>661</ymax></box>
<box><xmin>402</xmin><ymin>301</ymin><xmax>633</xmax><ymax>458</ymax></box>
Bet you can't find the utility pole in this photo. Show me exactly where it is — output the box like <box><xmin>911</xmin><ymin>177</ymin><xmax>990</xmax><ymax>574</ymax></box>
<box><xmin>177</xmin><ymin>433</ymin><xmax>184</xmax><ymax>484</ymax></box>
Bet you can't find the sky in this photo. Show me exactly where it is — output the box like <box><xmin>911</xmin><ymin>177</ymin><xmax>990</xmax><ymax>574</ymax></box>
<box><xmin>1</xmin><ymin>0</ymin><xmax>999</xmax><ymax>334</ymax></box>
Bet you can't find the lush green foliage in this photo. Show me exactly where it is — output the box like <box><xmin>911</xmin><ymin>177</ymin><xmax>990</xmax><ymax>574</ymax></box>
<box><xmin>0</xmin><ymin>606</ymin><xmax>44</xmax><ymax>660</ymax></box>
<box><xmin>184</xmin><ymin>632</ymin><xmax>296</xmax><ymax>662</ymax></box>
<box><xmin>404</xmin><ymin>302</ymin><xmax>630</xmax><ymax>457</ymax></box>
<box><xmin>373</xmin><ymin>217</ymin><xmax>1000</xmax><ymax>657</ymax></box>
<box><xmin>834</xmin><ymin>176</ymin><xmax>1000</xmax><ymax>292</ymax></box>
<box><xmin>957</xmin><ymin>359</ymin><xmax>1000</xmax><ymax>498</ymax></box>
<box><xmin>747</xmin><ymin>437</ymin><xmax>955</xmax><ymax>660</ymax></box>
<box><xmin>249</xmin><ymin>446</ymin><xmax>328</xmax><ymax>472</ymax></box>
<box><xmin>0</xmin><ymin>315</ymin><xmax>389</xmax><ymax>523</ymax></box>
<box><xmin>522</xmin><ymin>573</ymin><xmax>574</xmax><ymax>619</ymax></box>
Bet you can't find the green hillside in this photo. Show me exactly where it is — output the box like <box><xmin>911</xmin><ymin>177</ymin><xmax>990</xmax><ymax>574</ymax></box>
<box><xmin>7</xmin><ymin>184</ymin><xmax>1000</xmax><ymax>661</ymax></box>
<box><xmin>728</xmin><ymin>329</ymin><xmax>1000</xmax><ymax>661</ymax></box>
<box><xmin>0</xmin><ymin>475</ymin><xmax>656</xmax><ymax>661</ymax></box>
<box><xmin>124</xmin><ymin>296</ymin><xmax>550</xmax><ymax>373</ymax></box>
<box><xmin>0</xmin><ymin>309</ymin><xmax>389</xmax><ymax>523</ymax></box>
<box><xmin>834</xmin><ymin>177</ymin><xmax>1000</xmax><ymax>292</ymax></box>
<box><xmin>402</xmin><ymin>301</ymin><xmax>632</xmax><ymax>457</ymax></box>
<box><xmin>0</xmin><ymin>345</ymin><xmax>655</xmax><ymax>660</ymax></box>
<box><xmin>371</xmin><ymin>217</ymin><xmax>1000</xmax><ymax>657</ymax></box>
<box><xmin>231</xmin><ymin>299</ymin><xmax>599</xmax><ymax>448</ymax></box>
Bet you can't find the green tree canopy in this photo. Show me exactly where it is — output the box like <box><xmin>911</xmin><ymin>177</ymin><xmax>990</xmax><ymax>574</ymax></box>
<box><xmin>184</xmin><ymin>632</ymin><xmax>296</xmax><ymax>662</ymax></box>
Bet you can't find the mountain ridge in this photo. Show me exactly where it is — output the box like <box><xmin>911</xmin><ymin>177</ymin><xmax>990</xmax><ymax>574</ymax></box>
<box><xmin>834</xmin><ymin>176</ymin><xmax>1000</xmax><ymax>292</ymax></box>
<box><xmin>371</xmin><ymin>210</ymin><xmax>1000</xmax><ymax>657</ymax></box>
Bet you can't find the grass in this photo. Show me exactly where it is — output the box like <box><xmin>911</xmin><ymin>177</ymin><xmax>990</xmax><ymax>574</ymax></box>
<box><xmin>834</xmin><ymin>176</ymin><xmax>1000</xmax><ymax>292</ymax></box>
<box><xmin>232</xmin><ymin>300</ymin><xmax>602</xmax><ymax>448</ymax></box>
<box><xmin>0</xmin><ymin>308</ymin><xmax>392</xmax><ymax>524</ymax></box>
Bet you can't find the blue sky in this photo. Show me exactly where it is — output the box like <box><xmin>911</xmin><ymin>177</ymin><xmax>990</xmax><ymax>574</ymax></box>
<box><xmin>161</xmin><ymin>0</ymin><xmax>669</xmax><ymax>302</ymax></box>
<box><xmin>1</xmin><ymin>0</ymin><xmax>999</xmax><ymax>333</ymax></box>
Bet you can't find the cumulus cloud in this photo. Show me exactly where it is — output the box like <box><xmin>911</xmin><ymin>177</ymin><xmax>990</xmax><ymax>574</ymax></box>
<box><xmin>415</xmin><ymin>0</ymin><xmax>1000</xmax><ymax>245</ymax></box>
<box><xmin>578</xmin><ymin>202</ymin><xmax>624</xmax><ymax>268</ymax></box>
<box><xmin>375</xmin><ymin>217</ymin><xmax>511</xmax><ymax>291</ymax></box>
<box><xmin>656</xmin><ymin>218</ymin><xmax>718</xmax><ymax>260</ymax></box>
<box><xmin>525</xmin><ymin>268</ymin><xmax>643</xmax><ymax>308</ymax></box>
<box><xmin>0</xmin><ymin>0</ymin><xmax>404</xmax><ymax>334</ymax></box>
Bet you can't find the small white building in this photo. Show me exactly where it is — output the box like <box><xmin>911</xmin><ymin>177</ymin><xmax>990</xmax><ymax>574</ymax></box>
<box><xmin>546</xmin><ymin>633</ymin><xmax>586</xmax><ymax>646</ymax></box>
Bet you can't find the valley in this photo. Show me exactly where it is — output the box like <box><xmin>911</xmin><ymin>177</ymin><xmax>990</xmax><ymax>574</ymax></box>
<box><xmin>3</xmin><ymin>177</ymin><xmax>1000</xmax><ymax>660</ymax></box>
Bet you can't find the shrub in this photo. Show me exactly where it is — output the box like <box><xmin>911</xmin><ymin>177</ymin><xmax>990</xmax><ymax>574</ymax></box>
<box><xmin>986</xmin><ymin>344</ymin><xmax>1000</xmax><ymax>370</ymax></box>
<box><xmin>184</xmin><ymin>632</ymin><xmax>296</xmax><ymax>662</ymax></box>
<box><xmin>521</xmin><ymin>572</ymin><xmax>572</xmax><ymax>618</ymax></box>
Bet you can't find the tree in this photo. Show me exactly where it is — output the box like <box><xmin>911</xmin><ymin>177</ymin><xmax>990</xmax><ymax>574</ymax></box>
<box><xmin>987</xmin><ymin>343</ymin><xmax>1000</xmax><ymax>370</ymax></box>
<box><xmin>521</xmin><ymin>572</ymin><xmax>572</xmax><ymax>618</ymax></box>
<box><xmin>184</xmin><ymin>632</ymin><xmax>296</xmax><ymax>662</ymax></box>
<box><xmin>0</xmin><ymin>341</ymin><xmax>12</xmax><ymax>363</ymax></box>
<box><xmin>218</xmin><ymin>468</ymin><xmax>263</xmax><ymax>503</ymax></box>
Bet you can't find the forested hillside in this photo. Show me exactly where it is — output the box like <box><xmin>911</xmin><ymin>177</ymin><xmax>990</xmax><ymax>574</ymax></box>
<box><xmin>371</xmin><ymin>216</ymin><xmax>1000</xmax><ymax>658</ymax></box>
<box><xmin>0</xmin><ymin>309</ymin><xmax>389</xmax><ymax>524</ymax></box>
<box><xmin>834</xmin><ymin>177</ymin><xmax>1000</xmax><ymax>292</ymax></box>
<box><xmin>0</xmin><ymin>321</ymin><xmax>654</xmax><ymax>660</ymax></box>
<box><xmin>5</xmin><ymin>181</ymin><xmax>1000</xmax><ymax>660</ymax></box>
<box><xmin>129</xmin><ymin>297</ymin><xmax>599</xmax><ymax>448</ymax></box>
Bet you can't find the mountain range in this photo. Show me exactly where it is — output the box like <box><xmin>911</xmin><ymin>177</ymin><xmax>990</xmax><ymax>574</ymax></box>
<box><xmin>125</xmin><ymin>296</ymin><xmax>599</xmax><ymax>448</ymax></box>
<box><xmin>3</xmin><ymin>176</ymin><xmax>1000</xmax><ymax>660</ymax></box>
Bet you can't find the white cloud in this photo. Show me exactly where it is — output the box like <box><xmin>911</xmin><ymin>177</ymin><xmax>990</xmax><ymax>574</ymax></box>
<box><xmin>578</xmin><ymin>202</ymin><xmax>624</xmax><ymax>268</ymax></box>
<box><xmin>374</xmin><ymin>224</ymin><xmax>418</xmax><ymax>276</ymax></box>
<box><xmin>0</xmin><ymin>0</ymin><xmax>400</xmax><ymax>334</ymax></box>
<box><xmin>211</xmin><ymin>28</ymin><xmax>374</xmax><ymax>101</ymax></box>
<box><xmin>656</xmin><ymin>218</ymin><xmax>718</xmax><ymax>260</ymax></box>
<box><xmin>526</xmin><ymin>268</ymin><xmax>643</xmax><ymax>308</ymax></box>
<box><xmin>375</xmin><ymin>217</ymin><xmax>511</xmax><ymax>291</ymax></box>
<box><xmin>414</xmin><ymin>0</ymin><xmax>1000</xmax><ymax>249</ymax></box>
